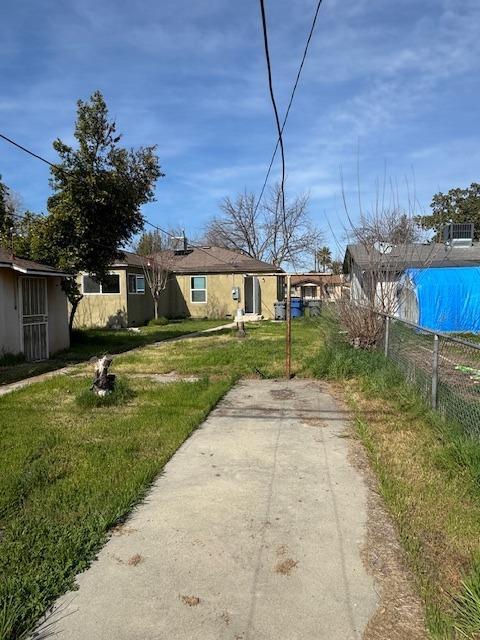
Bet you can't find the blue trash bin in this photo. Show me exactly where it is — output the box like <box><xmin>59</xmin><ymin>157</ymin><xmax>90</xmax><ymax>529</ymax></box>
<box><xmin>290</xmin><ymin>297</ymin><xmax>303</xmax><ymax>318</ymax></box>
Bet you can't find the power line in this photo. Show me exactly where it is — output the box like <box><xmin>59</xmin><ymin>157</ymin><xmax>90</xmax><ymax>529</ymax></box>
<box><xmin>0</xmin><ymin>131</ymin><xmax>248</xmax><ymax>270</ymax></box>
<box><xmin>0</xmin><ymin>133</ymin><xmax>60</xmax><ymax>170</ymax></box>
<box><xmin>258</xmin><ymin>0</ymin><xmax>286</xmax><ymax>221</ymax></box>
<box><xmin>254</xmin><ymin>0</ymin><xmax>324</xmax><ymax>218</ymax></box>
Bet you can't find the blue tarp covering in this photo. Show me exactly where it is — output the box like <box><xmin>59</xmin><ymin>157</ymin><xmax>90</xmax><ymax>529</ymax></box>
<box><xmin>404</xmin><ymin>267</ymin><xmax>480</xmax><ymax>333</ymax></box>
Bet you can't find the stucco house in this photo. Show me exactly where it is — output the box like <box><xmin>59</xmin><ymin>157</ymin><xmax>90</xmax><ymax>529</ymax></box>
<box><xmin>290</xmin><ymin>273</ymin><xmax>345</xmax><ymax>302</ymax></box>
<box><xmin>74</xmin><ymin>252</ymin><xmax>154</xmax><ymax>328</ymax></box>
<box><xmin>0</xmin><ymin>247</ymin><xmax>70</xmax><ymax>361</ymax></box>
<box><xmin>74</xmin><ymin>246</ymin><xmax>284</xmax><ymax>327</ymax></box>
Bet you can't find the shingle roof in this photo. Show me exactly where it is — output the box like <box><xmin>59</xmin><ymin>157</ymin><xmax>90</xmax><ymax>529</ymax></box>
<box><xmin>153</xmin><ymin>246</ymin><xmax>283</xmax><ymax>274</ymax></box>
<box><xmin>290</xmin><ymin>273</ymin><xmax>344</xmax><ymax>286</ymax></box>
<box><xmin>0</xmin><ymin>247</ymin><xmax>69</xmax><ymax>276</ymax></box>
<box><xmin>344</xmin><ymin>242</ymin><xmax>480</xmax><ymax>271</ymax></box>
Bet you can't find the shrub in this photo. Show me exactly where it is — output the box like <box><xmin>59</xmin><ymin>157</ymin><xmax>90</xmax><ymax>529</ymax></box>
<box><xmin>75</xmin><ymin>378</ymin><xmax>136</xmax><ymax>408</ymax></box>
<box><xmin>0</xmin><ymin>352</ymin><xmax>25</xmax><ymax>367</ymax></box>
<box><xmin>148</xmin><ymin>317</ymin><xmax>169</xmax><ymax>326</ymax></box>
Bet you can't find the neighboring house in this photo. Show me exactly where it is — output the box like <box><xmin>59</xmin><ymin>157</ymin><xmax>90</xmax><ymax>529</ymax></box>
<box><xmin>344</xmin><ymin>229</ymin><xmax>480</xmax><ymax>332</ymax></box>
<box><xmin>74</xmin><ymin>252</ymin><xmax>154</xmax><ymax>328</ymax></box>
<box><xmin>75</xmin><ymin>246</ymin><xmax>284</xmax><ymax>327</ymax></box>
<box><xmin>290</xmin><ymin>273</ymin><xmax>346</xmax><ymax>302</ymax></box>
<box><xmin>0</xmin><ymin>247</ymin><xmax>70</xmax><ymax>361</ymax></box>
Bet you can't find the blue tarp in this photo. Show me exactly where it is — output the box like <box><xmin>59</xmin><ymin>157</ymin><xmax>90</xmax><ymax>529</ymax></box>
<box><xmin>404</xmin><ymin>267</ymin><xmax>480</xmax><ymax>333</ymax></box>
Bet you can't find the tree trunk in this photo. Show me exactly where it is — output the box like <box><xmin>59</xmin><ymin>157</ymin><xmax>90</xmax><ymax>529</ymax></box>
<box><xmin>68</xmin><ymin>295</ymin><xmax>84</xmax><ymax>336</ymax></box>
<box><xmin>154</xmin><ymin>297</ymin><xmax>159</xmax><ymax>319</ymax></box>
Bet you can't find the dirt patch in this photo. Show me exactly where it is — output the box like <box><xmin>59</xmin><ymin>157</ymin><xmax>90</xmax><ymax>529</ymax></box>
<box><xmin>270</xmin><ymin>388</ymin><xmax>295</xmax><ymax>400</ymax></box>
<box><xmin>181</xmin><ymin>595</ymin><xmax>200</xmax><ymax>607</ymax></box>
<box><xmin>275</xmin><ymin>558</ymin><xmax>298</xmax><ymax>576</ymax></box>
<box><xmin>301</xmin><ymin>416</ymin><xmax>327</xmax><ymax>428</ymax></box>
<box><xmin>346</xmin><ymin>418</ymin><xmax>427</xmax><ymax>639</ymax></box>
<box><xmin>111</xmin><ymin>524</ymin><xmax>137</xmax><ymax>537</ymax></box>
<box><xmin>127</xmin><ymin>553</ymin><xmax>143</xmax><ymax>566</ymax></box>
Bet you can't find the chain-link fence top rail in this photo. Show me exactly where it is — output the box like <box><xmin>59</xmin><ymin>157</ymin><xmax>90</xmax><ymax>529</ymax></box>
<box><xmin>380</xmin><ymin>314</ymin><xmax>480</xmax><ymax>436</ymax></box>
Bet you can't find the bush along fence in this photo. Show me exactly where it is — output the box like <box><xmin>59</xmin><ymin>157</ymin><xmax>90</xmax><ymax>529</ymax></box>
<box><xmin>378</xmin><ymin>312</ymin><xmax>480</xmax><ymax>435</ymax></box>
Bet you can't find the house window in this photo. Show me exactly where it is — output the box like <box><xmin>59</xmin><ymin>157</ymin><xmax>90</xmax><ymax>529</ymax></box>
<box><xmin>191</xmin><ymin>276</ymin><xmax>207</xmax><ymax>303</ymax></box>
<box><xmin>303</xmin><ymin>286</ymin><xmax>317</xmax><ymax>299</ymax></box>
<box><xmin>128</xmin><ymin>274</ymin><xmax>145</xmax><ymax>294</ymax></box>
<box><xmin>83</xmin><ymin>275</ymin><xmax>101</xmax><ymax>294</ymax></box>
<box><xmin>83</xmin><ymin>274</ymin><xmax>120</xmax><ymax>294</ymax></box>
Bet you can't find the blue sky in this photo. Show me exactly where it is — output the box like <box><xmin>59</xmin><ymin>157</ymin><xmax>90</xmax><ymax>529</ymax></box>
<box><xmin>1</xmin><ymin>0</ymin><xmax>480</xmax><ymax>260</ymax></box>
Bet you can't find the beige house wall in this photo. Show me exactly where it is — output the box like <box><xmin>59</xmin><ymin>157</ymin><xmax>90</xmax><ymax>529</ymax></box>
<box><xmin>74</xmin><ymin>269</ymin><xmax>127</xmax><ymax>328</ymax></box>
<box><xmin>74</xmin><ymin>267</ymin><xmax>156</xmax><ymax>328</ymax></box>
<box><xmin>171</xmin><ymin>273</ymin><xmax>281</xmax><ymax>319</ymax></box>
<box><xmin>73</xmin><ymin>269</ymin><xmax>282</xmax><ymax>326</ymax></box>
<box><xmin>0</xmin><ymin>270</ymin><xmax>69</xmax><ymax>357</ymax></box>
<box><xmin>125</xmin><ymin>266</ymin><xmax>155</xmax><ymax>326</ymax></box>
<box><xmin>0</xmin><ymin>270</ymin><xmax>22</xmax><ymax>355</ymax></box>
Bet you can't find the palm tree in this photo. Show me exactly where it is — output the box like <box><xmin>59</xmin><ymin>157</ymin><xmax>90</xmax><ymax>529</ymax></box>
<box><xmin>315</xmin><ymin>246</ymin><xmax>332</xmax><ymax>272</ymax></box>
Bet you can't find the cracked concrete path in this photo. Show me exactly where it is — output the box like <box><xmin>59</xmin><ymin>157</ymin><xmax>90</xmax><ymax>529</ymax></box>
<box><xmin>44</xmin><ymin>379</ymin><xmax>378</xmax><ymax>640</ymax></box>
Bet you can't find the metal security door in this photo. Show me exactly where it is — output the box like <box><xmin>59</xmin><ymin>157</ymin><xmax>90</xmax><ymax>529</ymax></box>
<box><xmin>21</xmin><ymin>277</ymin><xmax>48</xmax><ymax>361</ymax></box>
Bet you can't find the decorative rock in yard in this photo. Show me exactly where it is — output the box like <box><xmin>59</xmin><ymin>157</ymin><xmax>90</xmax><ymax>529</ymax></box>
<box><xmin>90</xmin><ymin>355</ymin><xmax>116</xmax><ymax>396</ymax></box>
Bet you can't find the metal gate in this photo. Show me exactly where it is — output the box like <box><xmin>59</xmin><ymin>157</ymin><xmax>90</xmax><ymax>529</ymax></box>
<box><xmin>21</xmin><ymin>277</ymin><xmax>49</xmax><ymax>361</ymax></box>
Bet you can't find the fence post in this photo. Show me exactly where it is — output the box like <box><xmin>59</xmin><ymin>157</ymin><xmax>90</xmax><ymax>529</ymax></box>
<box><xmin>432</xmin><ymin>334</ymin><xmax>439</xmax><ymax>410</ymax></box>
<box><xmin>384</xmin><ymin>315</ymin><xmax>390</xmax><ymax>358</ymax></box>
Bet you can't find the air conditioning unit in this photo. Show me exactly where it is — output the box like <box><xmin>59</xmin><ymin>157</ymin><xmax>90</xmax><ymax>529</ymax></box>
<box><xmin>443</xmin><ymin>223</ymin><xmax>474</xmax><ymax>247</ymax></box>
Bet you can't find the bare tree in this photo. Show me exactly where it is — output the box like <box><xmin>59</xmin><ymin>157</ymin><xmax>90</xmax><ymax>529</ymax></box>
<box><xmin>339</xmin><ymin>175</ymin><xmax>435</xmax><ymax>348</ymax></box>
<box><xmin>135</xmin><ymin>230</ymin><xmax>175</xmax><ymax>319</ymax></box>
<box><xmin>204</xmin><ymin>184</ymin><xmax>322</xmax><ymax>268</ymax></box>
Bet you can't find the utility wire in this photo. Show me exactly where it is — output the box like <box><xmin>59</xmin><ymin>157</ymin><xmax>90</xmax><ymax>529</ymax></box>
<box><xmin>258</xmin><ymin>0</ymin><xmax>286</xmax><ymax>222</ymax></box>
<box><xmin>0</xmin><ymin>133</ymin><xmax>61</xmax><ymax>170</ymax></box>
<box><xmin>254</xmin><ymin>0</ymin><xmax>324</xmax><ymax>219</ymax></box>
<box><xmin>0</xmin><ymin>133</ymin><xmax>254</xmax><ymax>270</ymax></box>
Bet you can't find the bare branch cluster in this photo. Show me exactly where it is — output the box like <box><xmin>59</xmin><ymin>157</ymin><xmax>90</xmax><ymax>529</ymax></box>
<box><xmin>204</xmin><ymin>184</ymin><xmax>322</xmax><ymax>269</ymax></box>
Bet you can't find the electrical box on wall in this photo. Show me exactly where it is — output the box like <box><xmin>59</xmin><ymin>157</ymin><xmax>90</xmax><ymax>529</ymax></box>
<box><xmin>232</xmin><ymin>287</ymin><xmax>240</xmax><ymax>301</ymax></box>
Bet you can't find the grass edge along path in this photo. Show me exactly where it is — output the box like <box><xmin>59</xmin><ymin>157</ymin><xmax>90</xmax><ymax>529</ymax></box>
<box><xmin>308</xmin><ymin>317</ymin><xmax>480</xmax><ymax>640</ymax></box>
<box><xmin>0</xmin><ymin>318</ymin><xmax>228</xmax><ymax>387</ymax></box>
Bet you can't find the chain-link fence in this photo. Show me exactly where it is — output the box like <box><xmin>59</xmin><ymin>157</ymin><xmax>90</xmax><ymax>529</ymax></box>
<box><xmin>380</xmin><ymin>314</ymin><xmax>480</xmax><ymax>435</ymax></box>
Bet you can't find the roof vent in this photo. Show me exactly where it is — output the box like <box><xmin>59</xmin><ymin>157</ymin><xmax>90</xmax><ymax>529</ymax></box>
<box><xmin>443</xmin><ymin>223</ymin><xmax>474</xmax><ymax>247</ymax></box>
<box><xmin>172</xmin><ymin>231</ymin><xmax>189</xmax><ymax>254</ymax></box>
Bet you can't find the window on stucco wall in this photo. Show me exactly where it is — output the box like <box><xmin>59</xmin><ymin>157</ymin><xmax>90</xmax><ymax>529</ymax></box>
<box><xmin>128</xmin><ymin>274</ymin><xmax>145</xmax><ymax>294</ymax></box>
<box><xmin>190</xmin><ymin>276</ymin><xmax>207</xmax><ymax>303</ymax></box>
<box><xmin>83</xmin><ymin>274</ymin><xmax>120</xmax><ymax>294</ymax></box>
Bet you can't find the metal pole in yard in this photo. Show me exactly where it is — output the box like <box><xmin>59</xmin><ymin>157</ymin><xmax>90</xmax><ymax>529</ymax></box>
<box><xmin>286</xmin><ymin>274</ymin><xmax>292</xmax><ymax>379</ymax></box>
<box><xmin>384</xmin><ymin>315</ymin><xmax>390</xmax><ymax>358</ymax></box>
<box><xmin>432</xmin><ymin>334</ymin><xmax>439</xmax><ymax>410</ymax></box>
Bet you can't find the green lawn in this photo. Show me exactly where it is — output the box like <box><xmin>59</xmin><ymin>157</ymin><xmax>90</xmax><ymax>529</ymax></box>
<box><xmin>0</xmin><ymin>319</ymin><xmax>323</xmax><ymax>640</ymax></box>
<box><xmin>0</xmin><ymin>319</ymin><xmax>227</xmax><ymax>386</ymax></box>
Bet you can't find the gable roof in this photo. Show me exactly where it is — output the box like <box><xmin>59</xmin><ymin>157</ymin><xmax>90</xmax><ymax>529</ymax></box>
<box><xmin>0</xmin><ymin>247</ymin><xmax>69</xmax><ymax>277</ymax></box>
<box><xmin>291</xmin><ymin>273</ymin><xmax>344</xmax><ymax>287</ymax></box>
<box><xmin>344</xmin><ymin>242</ymin><xmax>480</xmax><ymax>272</ymax></box>
<box><xmin>154</xmin><ymin>246</ymin><xmax>283</xmax><ymax>274</ymax></box>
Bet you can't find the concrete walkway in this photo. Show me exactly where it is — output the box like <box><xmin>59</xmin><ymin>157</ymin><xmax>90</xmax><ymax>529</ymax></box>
<box><xmin>43</xmin><ymin>379</ymin><xmax>377</xmax><ymax>640</ymax></box>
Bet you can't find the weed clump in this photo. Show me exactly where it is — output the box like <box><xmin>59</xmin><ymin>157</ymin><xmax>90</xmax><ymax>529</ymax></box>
<box><xmin>75</xmin><ymin>378</ymin><xmax>136</xmax><ymax>408</ymax></box>
<box><xmin>148</xmin><ymin>317</ymin><xmax>169</xmax><ymax>327</ymax></box>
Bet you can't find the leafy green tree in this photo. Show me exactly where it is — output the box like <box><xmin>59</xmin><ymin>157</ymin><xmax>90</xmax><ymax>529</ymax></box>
<box><xmin>419</xmin><ymin>183</ymin><xmax>480</xmax><ymax>241</ymax></box>
<box><xmin>41</xmin><ymin>90</ymin><xmax>163</xmax><ymax>331</ymax></box>
<box><xmin>135</xmin><ymin>230</ymin><xmax>164</xmax><ymax>256</ymax></box>
<box><xmin>330</xmin><ymin>259</ymin><xmax>343</xmax><ymax>275</ymax></box>
<box><xmin>315</xmin><ymin>246</ymin><xmax>332</xmax><ymax>272</ymax></box>
<box><xmin>0</xmin><ymin>176</ymin><xmax>14</xmax><ymax>246</ymax></box>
